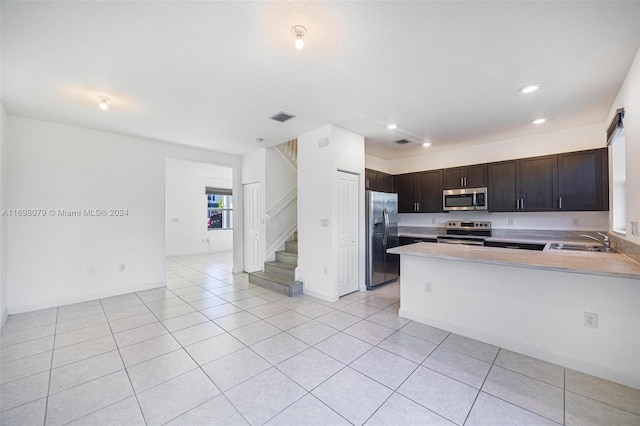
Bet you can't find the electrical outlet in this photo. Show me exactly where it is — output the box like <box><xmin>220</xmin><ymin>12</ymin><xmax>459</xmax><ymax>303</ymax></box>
<box><xmin>424</xmin><ymin>282</ymin><xmax>433</xmax><ymax>293</ymax></box>
<box><xmin>206</xmin><ymin>238</ymin><xmax>210</xmax><ymax>243</ymax></box>
<box><xmin>323</xmin><ymin>266</ymin><xmax>328</xmax><ymax>275</ymax></box>
<box><xmin>507</xmin><ymin>218</ymin><xmax>514</xmax><ymax>226</ymax></box>
<box><xmin>584</xmin><ymin>312</ymin><xmax>598</xmax><ymax>328</ymax></box>
<box><xmin>431</xmin><ymin>218</ymin><xmax>436</xmax><ymax>224</ymax></box>
<box><xmin>572</xmin><ymin>218</ymin><xmax>580</xmax><ymax>227</ymax></box>
<box><xmin>87</xmin><ymin>267</ymin><xmax>95</xmax><ymax>276</ymax></box>
<box><xmin>119</xmin><ymin>263</ymin><xmax>126</xmax><ymax>272</ymax></box>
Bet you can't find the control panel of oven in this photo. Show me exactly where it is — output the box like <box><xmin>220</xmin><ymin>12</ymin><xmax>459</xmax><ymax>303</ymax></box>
<box><xmin>446</xmin><ymin>221</ymin><xmax>491</xmax><ymax>230</ymax></box>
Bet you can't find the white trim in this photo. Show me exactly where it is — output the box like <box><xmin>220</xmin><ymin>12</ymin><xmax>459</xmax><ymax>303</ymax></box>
<box><xmin>266</xmin><ymin>190</ymin><xmax>297</xmax><ymax>221</ymax></box>
<box><xmin>8</xmin><ymin>281</ymin><xmax>166</xmax><ymax>315</ymax></box>
<box><xmin>303</xmin><ymin>287</ymin><xmax>338</xmax><ymax>302</ymax></box>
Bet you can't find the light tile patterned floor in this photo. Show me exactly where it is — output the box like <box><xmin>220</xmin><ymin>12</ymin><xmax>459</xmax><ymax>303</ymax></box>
<box><xmin>1</xmin><ymin>252</ymin><xmax>639</xmax><ymax>425</ymax></box>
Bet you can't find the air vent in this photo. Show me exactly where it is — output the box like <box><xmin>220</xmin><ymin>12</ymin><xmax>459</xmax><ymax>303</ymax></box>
<box><xmin>394</xmin><ymin>139</ymin><xmax>411</xmax><ymax>145</ymax></box>
<box><xmin>269</xmin><ymin>111</ymin><xmax>296</xmax><ymax>123</ymax></box>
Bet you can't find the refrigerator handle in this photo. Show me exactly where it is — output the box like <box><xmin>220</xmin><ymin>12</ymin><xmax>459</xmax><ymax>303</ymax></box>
<box><xmin>382</xmin><ymin>207</ymin><xmax>389</xmax><ymax>246</ymax></box>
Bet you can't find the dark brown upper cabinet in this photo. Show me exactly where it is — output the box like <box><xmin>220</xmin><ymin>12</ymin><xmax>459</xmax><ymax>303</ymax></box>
<box><xmin>396</xmin><ymin>170</ymin><xmax>443</xmax><ymax>213</ymax></box>
<box><xmin>365</xmin><ymin>169</ymin><xmax>395</xmax><ymax>193</ymax></box>
<box><xmin>443</xmin><ymin>164</ymin><xmax>487</xmax><ymax>189</ymax></box>
<box><xmin>557</xmin><ymin>148</ymin><xmax>608</xmax><ymax>211</ymax></box>
<box><xmin>365</xmin><ymin>169</ymin><xmax>377</xmax><ymax>191</ymax></box>
<box><xmin>488</xmin><ymin>155</ymin><xmax>557</xmax><ymax>212</ymax></box>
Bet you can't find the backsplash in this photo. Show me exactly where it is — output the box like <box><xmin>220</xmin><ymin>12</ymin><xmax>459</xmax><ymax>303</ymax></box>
<box><xmin>399</xmin><ymin>211</ymin><xmax>609</xmax><ymax>231</ymax></box>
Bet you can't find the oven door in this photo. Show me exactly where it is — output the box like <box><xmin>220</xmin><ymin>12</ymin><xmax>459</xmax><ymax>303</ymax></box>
<box><xmin>437</xmin><ymin>236</ymin><xmax>486</xmax><ymax>246</ymax></box>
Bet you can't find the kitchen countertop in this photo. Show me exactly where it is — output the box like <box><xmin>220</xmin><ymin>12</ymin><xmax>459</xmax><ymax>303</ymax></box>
<box><xmin>388</xmin><ymin>241</ymin><xmax>640</xmax><ymax>280</ymax></box>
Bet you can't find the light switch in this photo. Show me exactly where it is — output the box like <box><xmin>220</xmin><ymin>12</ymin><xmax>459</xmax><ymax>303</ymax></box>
<box><xmin>320</xmin><ymin>219</ymin><xmax>330</xmax><ymax>227</ymax></box>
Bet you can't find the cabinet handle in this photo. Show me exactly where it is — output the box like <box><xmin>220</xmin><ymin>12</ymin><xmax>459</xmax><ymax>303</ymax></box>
<box><xmin>521</xmin><ymin>199</ymin><xmax>524</xmax><ymax>210</ymax></box>
<box><xmin>366</xmin><ymin>179</ymin><xmax>369</xmax><ymax>188</ymax></box>
<box><xmin>464</xmin><ymin>177</ymin><xmax>467</xmax><ymax>187</ymax></box>
<box><xmin>417</xmin><ymin>202</ymin><xmax>420</xmax><ymax>211</ymax></box>
<box><xmin>516</xmin><ymin>199</ymin><xmax>520</xmax><ymax>210</ymax></box>
<box><xmin>460</xmin><ymin>177</ymin><xmax>464</xmax><ymax>187</ymax></box>
<box><xmin>559</xmin><ymin>197</ymin><xmax>562</xmax><ymax>209</ymax></box>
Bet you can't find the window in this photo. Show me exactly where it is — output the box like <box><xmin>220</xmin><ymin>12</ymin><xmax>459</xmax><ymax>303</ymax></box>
<box><xmin>608</xmin><ymin>109</ymin><xmax>625</xmax><ymax>233</ymax></box>
<box><xmin>206</xmin><ymin>187</ymin><xmax>233</xmax><ymax>230</ymax></box>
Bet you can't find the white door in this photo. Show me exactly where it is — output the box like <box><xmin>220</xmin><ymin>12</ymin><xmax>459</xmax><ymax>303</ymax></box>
<box><xmin>243</xmin><ymin>183</ymin><xmax>261</xmax><ymax>273</ymax></box>
<box><xmin>337</xmin><ymin>171</ymin><xmax>359</xmax><ymax>296</ymax></box>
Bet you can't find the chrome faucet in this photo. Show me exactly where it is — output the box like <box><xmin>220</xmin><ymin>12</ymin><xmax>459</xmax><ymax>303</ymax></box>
<box><xmin>580</xmin><ymin>232</ymin><xmax>611</xmax><ymax>252</ymax></box>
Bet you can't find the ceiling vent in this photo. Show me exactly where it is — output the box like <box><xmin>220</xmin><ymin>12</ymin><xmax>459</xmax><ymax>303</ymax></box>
<box><xmin>393</xmin><ymin>139</ymin><xmax>411</xmax><ymax>145</ymax></box>
<box><xmin>269</xmin><ymin>111</ymin><xmax>296</xmax><ymax>123</ymax></box>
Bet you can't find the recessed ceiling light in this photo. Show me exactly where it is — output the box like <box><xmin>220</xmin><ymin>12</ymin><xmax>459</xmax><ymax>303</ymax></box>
<box><xmin>422</xmin><ymin>142</ymin><xmax>432</xmax><ymax>147</ymax></box>
<box><xmin>532</xmin><ymin>118</ymin><xmax>546</xmax><ymax>125</ymax></box>
<box><xmin>520</xmin><ymin>84</ymin><xmax>541</xmax><ymax>94</ymax></box>
<box><xmin>387</xmin><ymin>124</ymin><xmax>398</xmax><ymax>130</ymax></box>
<box><xmin>97</xmin><ymin>95</ymin><xmax>110</xmax><ymax>110</ymax></box>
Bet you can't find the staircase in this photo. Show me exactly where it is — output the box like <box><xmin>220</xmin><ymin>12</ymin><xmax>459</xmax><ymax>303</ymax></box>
<box><xmin>248</xmin><ymin>232</ymin><xmax>303</xmax><ymax>297</ymax></box>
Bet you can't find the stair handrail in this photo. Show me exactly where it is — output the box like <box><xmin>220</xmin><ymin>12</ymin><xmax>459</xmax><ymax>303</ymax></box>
<box><xmin>275</xmin><ymin>139</ymin><xmax>297</xmax><ymax>170</ymax></box>
<box><xmin>266</xmin><ymin>189</ymin><xmax>297</xmax><ymax>221</ymax></box>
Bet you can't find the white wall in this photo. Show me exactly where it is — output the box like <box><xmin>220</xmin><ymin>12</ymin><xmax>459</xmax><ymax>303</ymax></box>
<box><xmin>6</xmin><ymin>116</ymin><xmax>242</xmax><ymax>313</ymax></box>
<box><xmin>400</xmin><ymin>255</ymin><xmax>640</xmax><ymax>389</ymax></box>
<box><xmin>388</xmin><ymin>123</ymin><xmax>605</xmax><ymax>175</ymax></box>
<box><xmin>265</xmin><ymin>147</ymin><xmax>297</xmax><ymax>258</ymax></box>
<box><xmin>400</xmin><ymin>211</ymin><xmax>608</xmax><ymax>232</ymax></box>
<box><xmin>365</xmin><ymin>154</ymin><xmax>389</xmax><ymax>173</ymax></box>
<box><xmin>0</xmin><ymin>106</ymin><xmax>7</xmax><ymax>326</ymax></box>
<box><xmin>607</xmin><ymin>46</ymin><xmax>640</xmax><ymax>245</ymax></box>
<box><xmin>298</xmin><ymin>125</ymin><xmax>365</xmax><ymax>301</ymax></box>
<box><xmin>166</xmin><ymin>159</ymin><xmax>233</xmax><ymax>257</ymax></box>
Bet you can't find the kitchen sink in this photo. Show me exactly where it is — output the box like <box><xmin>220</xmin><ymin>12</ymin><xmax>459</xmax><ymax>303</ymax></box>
<box><xmin>548</xmin><ymin>243</ymin><xmax>610</xmax><ymax>252</ymax></box>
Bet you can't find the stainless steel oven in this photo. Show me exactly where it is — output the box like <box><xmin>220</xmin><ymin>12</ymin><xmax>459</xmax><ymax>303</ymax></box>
<box><xmin>443</xmin><ymin>187</ymin><xmax>488</xmax><ymax>211</ymax></box>
<box><xmin>437</xmin><ymin>221</ymin><xmax>491</xmax><ymax>246</ymax></box>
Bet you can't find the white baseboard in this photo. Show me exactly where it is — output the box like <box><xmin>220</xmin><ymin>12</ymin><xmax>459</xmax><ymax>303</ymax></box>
<box><xmin>166</xmin><ymin>248</ymin><xmax>232</xmax><ymax>257</ymax></box>
<box><xmin>8</xmin><ymin>281</ymin><xmax>166</xmax><ymax>315</ymax></box>
<box><xmin>303</xmin><ymin>287</ymin><xmax>338</xmax><ymax>302</ymax></box>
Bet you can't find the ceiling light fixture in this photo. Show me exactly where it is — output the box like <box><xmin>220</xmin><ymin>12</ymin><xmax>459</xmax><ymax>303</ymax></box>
<box><xmin>291</xmin><ymin>25</ymin><xmax>307</xmax><ymax>50</ymax></box>
<box><xmin>532</xmin><ymin>118</ymin><xmax>546</xmax><ymax>125</ymax></box>
<box><xmin>97</xmin><ymin>95</ymin><xmax>110</xmax><ymax>110</ymax></box>
<box><xmin>387</xmin><ymin>124</ymin><xmax>398</xmax><ymax>130</ymax></box>
<box><xmin>422</xmin><ymin>142</ymin><xmax>432</xmax><ymax>147</ymax></box>
<box><xmin>520</xmin><ymin>84</ymin><xmax>541</xmax><ymax>94</ymax></box>
<box><xmin>256</xmin><ymin>138</ymin><xmax>264</xmax><ymax>144</ymax></box>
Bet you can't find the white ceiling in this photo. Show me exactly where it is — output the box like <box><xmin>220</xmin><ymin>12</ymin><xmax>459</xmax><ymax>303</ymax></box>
<box><xmin>2</xmin><ymin>1</ymin><xmax>639</xmax><ymax>160</ymax></box>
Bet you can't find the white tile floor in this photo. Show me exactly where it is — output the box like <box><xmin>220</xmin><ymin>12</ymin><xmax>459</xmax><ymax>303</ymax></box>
<box><xmin>1</xmin><ymin>251</ymin><xmax>639</xmax><ymax>425</ymax></box>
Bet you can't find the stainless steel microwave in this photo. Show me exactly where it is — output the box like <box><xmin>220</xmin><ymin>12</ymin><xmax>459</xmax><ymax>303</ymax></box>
<box><xmin>443</xmin><ymin>187</ymin><xmax>488</xmax><ymax>211</ymax></box>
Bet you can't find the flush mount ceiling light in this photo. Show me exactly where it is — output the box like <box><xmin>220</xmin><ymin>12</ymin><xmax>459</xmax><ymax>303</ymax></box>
<box><xmin>532</xmin><ymin>118</ymin><xmax>547</xmax><ymax>125</ymax></box>
<box><xmin>387</xmin><ymin>124</ymin><xmax>398</xmax><ymax>130</ymax></box>
<box><xmin>422</xmin><ymin>142</ymin><xmax>432</xmax><ymax>147</ymax></box>
<box><xmin>97</xmin><ymin>95</ymin><xmax>110</xmax><ymax>110</ymax></box>
<box><xmin>256</xmin><ymin>138</ymin><xmax>264</xmax><ymax>144</ymax></box>
<box><xmin>520</xmin><ymin>83</ymin><xmax>541</xmax><ymax>94</ymax></box>
<box><xmin>291</xmin><ymin>25</ymin><xmax>307</xmax><ymax>50</ymax></box>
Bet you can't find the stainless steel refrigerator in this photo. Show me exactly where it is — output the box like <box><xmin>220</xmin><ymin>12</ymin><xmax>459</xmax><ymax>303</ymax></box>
<box><xmin>366</xmin><ymin>191</ymin><xmax>400</xmax><ymax>289</ymax></box>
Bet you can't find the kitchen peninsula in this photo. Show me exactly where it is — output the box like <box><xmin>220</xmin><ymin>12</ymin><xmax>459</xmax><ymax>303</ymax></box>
<box><xmin>388</xmin><ymin>242</ymin><xmax>640</xmax><ymax>389</ymax></box>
